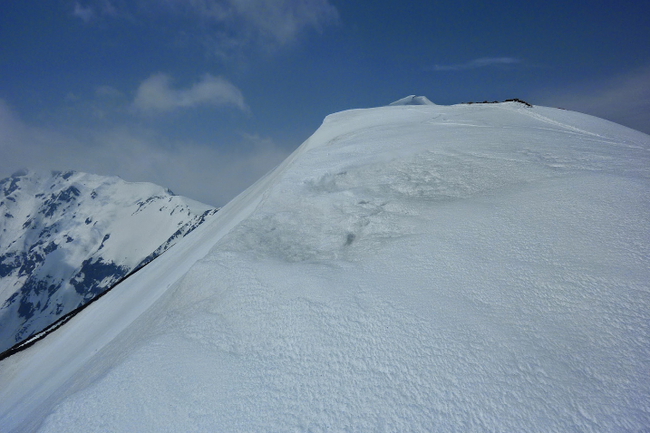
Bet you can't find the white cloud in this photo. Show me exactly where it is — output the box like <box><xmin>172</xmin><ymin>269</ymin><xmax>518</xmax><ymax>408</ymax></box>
<box><xmin>132</xmin><ymin>73</ymin><xmax>247</xmax><ymax>114</ymax></box>
<box><xmin>431</xmin><ymin>57</ymin><xmax>520</xmax><ymax>72</ymax></box>
<box><xmin>0</xmin><ymin>99</ymin><xmax>289</xmax><ymax>206</ymax></box>
<box><xmin>536</xmin><ymin>65</ymin><xmax>650</xmax><ymax>135</ymax></box>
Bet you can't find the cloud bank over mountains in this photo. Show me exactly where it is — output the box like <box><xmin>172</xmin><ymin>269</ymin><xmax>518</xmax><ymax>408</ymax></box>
<box><xmin>0</xmin><ymin>99</ymin><xmax>288</xmax><ymax>207</ymax></box>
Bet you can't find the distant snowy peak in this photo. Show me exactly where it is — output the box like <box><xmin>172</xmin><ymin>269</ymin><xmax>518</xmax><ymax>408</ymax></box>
<box><xmin>0</xmin><ymin>169</ymin><xmax>217</xmax><ymax>354</ymax></box>
<box><xmin>389</xmin><ymin>95</ymin><xmax>436</xmax><ymax>106</ymax></box>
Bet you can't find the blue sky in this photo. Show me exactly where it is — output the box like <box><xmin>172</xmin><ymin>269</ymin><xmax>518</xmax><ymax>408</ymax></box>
<box><xmin>1</xmin><ymin>0</ymin><xmax>649</xmax><ymax>206</ymax></box>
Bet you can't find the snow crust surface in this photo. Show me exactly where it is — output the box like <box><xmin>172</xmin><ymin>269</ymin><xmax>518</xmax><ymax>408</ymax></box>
<box><xmin>1</xmin><ymin>102</ymin><xmax>649</xmax><ymax>432</ymax></box>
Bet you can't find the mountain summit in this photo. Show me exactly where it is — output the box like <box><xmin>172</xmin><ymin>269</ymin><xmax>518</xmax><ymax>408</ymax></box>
<box><xmin>388</xmin><ymin>94</ymin><xmax>435</xmax><ymax>105</ymax></box>
<box><xmin>0</xmin><ymin>170</ymin><xmax>217</xmax><ymax>354</ymax></box>
<box><xmin>1</xmin><ymin>101</ymin><xmax>649</xmax><ymax>432</ymax></box>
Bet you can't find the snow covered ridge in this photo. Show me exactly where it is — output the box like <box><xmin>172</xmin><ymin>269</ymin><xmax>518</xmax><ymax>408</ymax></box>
<box><xmin>0</xmin><ymin>170</ymin><xmax>217</xmax><ymax>355</ymax></box>
<box><xmin>1</xmin><ymin>100</ymin><xmax>650</xmax><ymax>432</ymax></box>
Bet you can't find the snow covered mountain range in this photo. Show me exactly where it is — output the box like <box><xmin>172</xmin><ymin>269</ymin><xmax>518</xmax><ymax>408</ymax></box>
<box><xmin>0</xmin><ymin>170</ymin><xmax>217</xmax><ymax>354</ymax></box>
<box><xmin>1</xmin><ymin>99</ymin><xmax>649</xmax><ymax>432</ymax></box>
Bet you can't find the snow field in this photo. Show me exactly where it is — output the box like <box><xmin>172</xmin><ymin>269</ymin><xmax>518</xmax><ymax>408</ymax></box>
<box><xmin>2</xmin><ymin>102</ymin><xmax>650</xmax><ymax>431</ymax></box>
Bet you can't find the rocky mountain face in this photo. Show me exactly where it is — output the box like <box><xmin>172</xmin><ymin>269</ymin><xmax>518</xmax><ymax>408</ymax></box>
<box><xmin>0</xmin><ymin>169</ymin><xmax>217</xmax><ymax>353</ymax></box>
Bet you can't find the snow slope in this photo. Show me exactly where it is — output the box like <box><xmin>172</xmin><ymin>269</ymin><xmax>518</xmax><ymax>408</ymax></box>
<box><xmin>0</xmin><ymin>170</ymin><xmax>217</xmax><ymax>353</ymax></box>
<box><xmin>1</xmin><ymin>100</ymin><xmax>649</xmax><ymax>432</ymax></box>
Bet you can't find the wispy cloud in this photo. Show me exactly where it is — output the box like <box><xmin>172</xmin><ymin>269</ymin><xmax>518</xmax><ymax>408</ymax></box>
<box><xmin>132</xmin><ymin>73</ymin><xmax>247</xmax><ymax>114</ymax></box>
<box><xmin>72</xmin><ymin>0</ymin><xmax>338</xmax><ymax>57</ymax></box>
<box><xmin>224</xmin><ymin>0</ymin><xmax>339</xmax><ymax>50</ymax></box>
<box><xmin>73</xmin><ymin>2</ymin><xmax>95</xmax><ymax>23</ymax></box>
<box><xmin>430</xmin><ymin>57</ymin><xmax>520</xmax><ymax>72</ymax></box>
<box><xmin>72</xmin><ymin>0</ymin><xmax>118</xmax><ymax>22</ymax></box>
<box><xmin>536</xmin><ymin>64</ymin><xmax>650</xmax><ymax>134</ymax></box>
<box><xmin>0</xmin><ymin>99</ymin><xmax>288</xmax><ymax>206</ymax></box>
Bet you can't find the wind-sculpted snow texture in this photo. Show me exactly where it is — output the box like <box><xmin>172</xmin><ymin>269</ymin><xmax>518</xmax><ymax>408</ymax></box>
<box><xmin>1</xmin><ymin>100</ymin><xmax>649</xmax><ymax>432</ymax></box>
<box><xmin>0</xmin><ymin>170</ymin><xmax>217</xmax><ymax>353</ymax></box>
